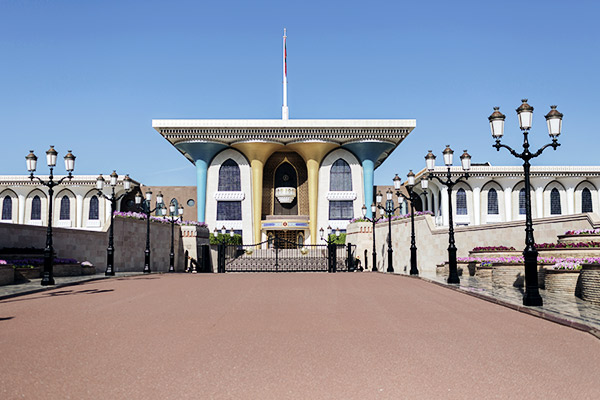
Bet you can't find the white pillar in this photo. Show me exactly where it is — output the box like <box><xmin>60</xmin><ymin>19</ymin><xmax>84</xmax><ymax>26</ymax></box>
<box><xmin>426</xmin><ymin>191</ymin><xmax>432</xmax><ymax>213</ymax></box>
<box><xmin>76</xmin><ymin>194</ymin><xmax>83</xmax><ymax>228</ymax></box>
<box><xmin>535</xmin><ymin>186</ymin><xmax>544</xmax><ymax>218</ymax></box>
<box><xmin>566</xmin><ymin>186</ymin><xmax>575</xmax><ymax>215</ymax></box>
<box><xmin>441</xmin><ymin>186</ymin><xmax>449</xmax><ymax>226</ymax></box>
<box><xmin>18</xmin><ymin>194</ymin><xmax>26</xmax><ymax>224</ymax></box>
<box><xmin>503</xmin><ymin>185</ymin><xmax>512</xmax><ymax>222</ymax></box>
<box><xmin>473</xmin><ymin>186</ymin><xmax>481</xmax><ymax>226</ymax></box>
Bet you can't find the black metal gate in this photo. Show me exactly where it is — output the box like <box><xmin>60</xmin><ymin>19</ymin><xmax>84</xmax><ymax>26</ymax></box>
<box><xmin>218</xmin><ymin>236</ymin><xmax>357</xmax><ymax>273</ymax></box>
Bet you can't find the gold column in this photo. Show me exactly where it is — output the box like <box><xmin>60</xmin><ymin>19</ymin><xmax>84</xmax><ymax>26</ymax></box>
<box><xmin>232</xmin><ymin>142</ymin><xmax>282</xmax><ymax>243</ymax></box>
<box><xmin>288</xmin><ymin>142</ymin><xmax>338</xmax><ymax>244</ymax></box>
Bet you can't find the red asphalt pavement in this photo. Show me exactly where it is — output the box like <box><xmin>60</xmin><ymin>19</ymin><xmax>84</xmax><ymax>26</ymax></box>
<box><xmin>1</xmin><ymin>273</ymin><xmax>599</xmax><ymax>399</ymax></box>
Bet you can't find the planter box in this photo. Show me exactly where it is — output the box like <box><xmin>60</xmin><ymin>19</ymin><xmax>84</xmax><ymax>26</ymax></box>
<box><xmin>544</xmin><ymin>269</ymin><xmax>581</xmax><ymax>295</ymax></box>
<box><xmin>557</xmin><ymin>234</ymin><xmax>600</xmax><ymax>245</ymax></box>
<box><xmin>53</xmin><ymin>263</ymin><xmax>82</xmax><ymax>277</ymax></box>
<box><xmin>468</xmin><ymin>250</ymin><xmax>521</xmax><ymax>259</ymax></box>
<box><xmin>0</xmin><ymin>265</ymin><xmax>14</xmax><ymax>285</ymax></box>
<box><xmin>492</xmin><ymin>265</ymin><xmax>524</xmax><ymax>288</ymax></box>
<box><xmin>580</xmin><ymin>264</ymin><xmax>600</xmax><ymax>305</ymax></box>
<box><xmin>536</xmin><ymin>247</ymin><xmax>600</xmax><ymax>259</ymax></box>
<box><xmin>14</xmin><ymin>266</ymin><xmax>41</xmax><ymax>282</ymax></box>
<box><xmin>82</xmin><ymin>266</ymin><xmax>96</xmax><ymax>275</ymax></box>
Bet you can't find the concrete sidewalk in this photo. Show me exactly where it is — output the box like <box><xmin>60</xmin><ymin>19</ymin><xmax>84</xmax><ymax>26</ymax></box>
<box><xmin>418</xmin><ymin>272</ymin><xmax>600</xmax><ymax>338</ymax></box>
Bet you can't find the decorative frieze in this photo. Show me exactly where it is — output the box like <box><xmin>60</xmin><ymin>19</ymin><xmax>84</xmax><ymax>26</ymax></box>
<box><xmin>326</xmin><ymin>191</ymin><xmax>357</xmax><ymax>201</ymax></box>
<box><xmin>214</xmin><ymin>191</ymin><xmax>245</xmax><ymax>201</ymax></box>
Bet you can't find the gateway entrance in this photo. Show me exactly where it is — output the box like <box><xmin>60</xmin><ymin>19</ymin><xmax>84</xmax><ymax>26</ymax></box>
<box><xmin>219</xmin><ymin>238</ymin><xmax>356</xmax><ymax>273</ymax></box>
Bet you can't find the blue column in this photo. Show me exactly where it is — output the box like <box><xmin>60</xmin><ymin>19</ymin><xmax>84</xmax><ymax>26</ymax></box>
<box><xmin>362</xmin><ymin>159</ymin><xmax>375</xmax><ymax>219</ymax></box>
<box><xmin>196</xmin><ymin>158</ymin><xmax>208</xmax><ymax>222</ymax></box>
<box><xmin>342</xmin><ymin>141</ymin><xmax>396</xmax><ymax>220</ymax></box>
<box><xmin>175</xmin><ymin>142</ymin><xmax>228</xmax><ymax>223</ymax></box>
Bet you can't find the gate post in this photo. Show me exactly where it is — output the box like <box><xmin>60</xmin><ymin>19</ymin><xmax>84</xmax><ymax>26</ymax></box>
<box><xmin>275</xmin><ymin>235</ymin><xmax>279</xmax><ymax>272</ymax></box>
<box><xmin>332</xmin><ymin>244</ymin><xmax>337</xmax><ymax>273</ymax></box>
<box><xmin>347</xmin><ymin>242</ymin><xmax>353</xmax><ymax>272</ymax></box>
<box><xmin>218</xmin><ymin>243</ymin><xmax>225</xmax><ymax>273</ymax></box>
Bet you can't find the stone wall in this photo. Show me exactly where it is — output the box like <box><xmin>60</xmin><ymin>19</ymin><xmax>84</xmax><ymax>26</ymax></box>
<box><xmin>346</xmin><ymin>213</ymin><xmax>600</xmax><ymax>276</ymax></box>
<box><xmin>0</xmin><ymin>217</ymin><xmax>185</xmax><ymax>273</ymax></box>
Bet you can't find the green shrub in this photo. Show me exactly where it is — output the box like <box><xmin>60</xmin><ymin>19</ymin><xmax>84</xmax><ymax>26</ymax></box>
<box><xmin>210</xmin><ymin>233</ymin><xmax>242</xmax><ymax>245</ymax></box>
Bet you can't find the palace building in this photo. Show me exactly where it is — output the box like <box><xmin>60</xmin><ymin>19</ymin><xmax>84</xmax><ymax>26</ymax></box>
<box><xmin>153</xmin><ymin>119</ymin><xmax>416</xmax><ymax>245</ymax></box>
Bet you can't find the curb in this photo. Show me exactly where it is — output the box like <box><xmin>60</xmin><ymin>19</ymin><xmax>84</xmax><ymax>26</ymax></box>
<box><xmin>407</xmin><ymin>274</ymin><xmax>600</xmax><ymax>340</ymax></box>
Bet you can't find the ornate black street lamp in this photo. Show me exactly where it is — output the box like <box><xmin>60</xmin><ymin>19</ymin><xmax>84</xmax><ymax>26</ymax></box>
<box><xmin>488</xmin><ymin>100</ymin><xmax>562</xmax><ymax>306</ymax></box>
<box><xmin>361</xmin><ymin>203</ymin><xmax>384</xmax><ymax>272</ymax></box>
<box><xmin>392</xmin><ymin>171</ymin><xmax>429</xmax><ymax>275</ymax></box>
<box><xmin>424</xmin><ymin>146</ymin><xmax>471</xmax><ymax>284</ymax></box>
<box><xmin>96</xmin><ymin>171</ymin><xmax>132</xmax><ymax>276</ymax></box>
<box><xmin>135</xmin><ymin>190</ymin><xmax>164</xmax><ymax>273</ymax></box>
<box><xmin>161</xmin><ymin>199</ymin><xmax>184</xmax><ymax>272</ymax></box>
<box><xmin>376</xmin><ymin>189</ymin><xmax>404</xmax><ymax>273</ymax></box>
<box><xmin>26</xmin><ymin>146</ymin><xmax>75</xmax><ymax>286</ymax></box>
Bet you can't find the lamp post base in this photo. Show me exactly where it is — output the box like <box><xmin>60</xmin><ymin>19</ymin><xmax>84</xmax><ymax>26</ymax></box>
<box><xmin>41</xmin><ymin>273</ymin><xmax>55</xmax><ymax>286</ymax></box>
<box><xmin>447</xmin><ymin>245</ymin><xmax>460</xmax><ymax>284</ymax></box>
<box><xmin>409</xmin><ymin>247</ymin><xmax>419</xmax><ymax>275</ymax></box>
<box><xmin>523</xmin><ymin>292</ymin><xmax>543</xmax><ymax>307</ymax></box>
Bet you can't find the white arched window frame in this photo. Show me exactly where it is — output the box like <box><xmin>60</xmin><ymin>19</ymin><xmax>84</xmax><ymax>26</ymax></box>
<box><xmin>452</xmin><ymin>183</ymin><xmax>472</xmax><ymax>225</ymax></box>
<box><xmin>574</xmin><ymin>181</ymin><xmax>598</xmax><ymax>214</ymax></box>
<box><xmin>55</xmin><ymin>190</ymin><xmax>75</xmax><ymax>227</ymax></box>
<box><xmin>512</xmin><ymin>182</ymin><xmax>536</xmax><ymax>220</ymax></box>
<box><xmin>206</xmin><ymin>149</ymin><xmax>251</xmax><ymax>243</ymax></box>
<box><xmin>1</xmin><ymin>190</ymin><xmax>17</xmax><ymax>222</ymax></box>
<box><xmin>318</xmin><ymin>149</ymin><xmax>362</xmax><ymax>233</ymax></box>
<box><xmin>542</xmin><ymin>182</ymin><xmax>566</xmax><ymax>217</ymax></box>
<box><xmin>481</xmin><ymin>182</ymin><xmax>504</xmax><ymax>224</ymax></box>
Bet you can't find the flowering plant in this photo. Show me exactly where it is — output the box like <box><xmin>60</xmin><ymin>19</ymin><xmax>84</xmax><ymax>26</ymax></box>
<box><xmin>548</xmin><ymin>261</ymin><xmax>582</xmax><ymax>271</ymax></box>
<box><xmin>0</xmin><ymin>259</ymin><xmax>7</xmax><ymax>265</ymax></box>
<box><xmin>564</xmin><ymin>228</ymin><xmax>600</xmax><ymax>236</ymax></box>
<box><xmin>457</xmin><ymin>256</ymin><xmax>600</xmax><ymax>265</ymax></box>
<box><xmin>349</xmin><ymin>211</ymin><xmax>433</xmax><ymax>224</ymax></box>
<box><xmin>114</xmin><ymin>211</ymin><xmax>207</xmax><ymax>227</ymax></box>
<box><xmin>11</xmin><ymin>257</ymin><xmax>78</xmax><ymax>266</ymax></box>
<box><xmin>480</xmin><ymin>261</ymin><xmax>493</xmax><ymax>267</ymax></box>
<box><xmin>535</xmin><ymin>241</ymin><xmax>600</xmax><ymax>249</ymax></box>
<box><xmin>472</xmin><ymin>246</ymin><xmax>516</xmax><ymax>252</ymax></box>
<box><xmin>180</xmin><ymin>220</ymin><xmax>207</xmax><ymax>227</ymax></box>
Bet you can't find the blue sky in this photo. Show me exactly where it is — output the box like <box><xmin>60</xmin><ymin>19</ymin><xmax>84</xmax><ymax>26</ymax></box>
<box><xmin>1</xmin><ymin>0</ymin><xmax>598</xmax><ymax>186</ymax></box>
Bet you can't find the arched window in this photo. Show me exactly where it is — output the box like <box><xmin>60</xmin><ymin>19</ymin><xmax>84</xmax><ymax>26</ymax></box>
<box><xmin>60</xmin><ymin>196</ymin><xmax>70</xmax><ymax>220</ymax></box>
<box><xmin>582</xmin><ymin>188</ymin><xmax>593</xmax><ymax>213</ymax></box>
<box><xmin>31</xmin><ymin>196</ymin><xmax>41</xmax><ymax>220</ymax></box>
<box><xmin>519</xmin><ymin>189</ymin><xmax>526</xmax><ymax>215</ymax></box>
<box><xmin>329</xmin><ymin>159</ymin><xmax>352</xmax><ymax>191</ymax></box>
<box><xmin>456</xmin><ymin>189</ymin><xmax>467</xmax><ymax>215</ymax></box>
<box><xmin>2</xmin><ymin>196</ymin><xmax>12</xmax><ymax>220</ymax></box>
<box><xmin>170</xmin><ymin>198</ymin><xmax>179</xmax><ymax>214</ymax></box>
<box><xmin>550</xmin><ymin>188</ymin><xmax>561</xmax><ymax>215</ymax></box>
<box><xmin>89</xmin><ymin>196</ymin><xmax>99</xmax><ymax>220</ymax></box>
<box><xmin>487</xmin><ymin>188</ymin><xmax>499</xmax><ymax>215</ymax></box>
<box><xmin>218</xmin><ymin>159</ymin><xmax>241</xmax><ymax>191</ymax></box>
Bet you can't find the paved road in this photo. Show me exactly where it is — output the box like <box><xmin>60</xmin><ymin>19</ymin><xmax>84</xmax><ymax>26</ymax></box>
<box><xmin>1</xmin><ymin>273</ymin><xmax>599</xmax><ymax>399</ymax></box>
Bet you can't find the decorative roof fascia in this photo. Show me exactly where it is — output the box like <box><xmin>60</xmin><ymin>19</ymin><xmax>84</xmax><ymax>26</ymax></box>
<box><xmin>153</xmin><ymin>119</ymin><xmax>416</xmax><ymax>146</ymax></box>
<box><xmin>415</xmin><ymin>166</ymin><xmax>600</xmax><ymax>180</ymax></box>
<box><xmin>0</xmin><ymin>175</ymin><xmax>141</xmax><ymax>186</ymax></box>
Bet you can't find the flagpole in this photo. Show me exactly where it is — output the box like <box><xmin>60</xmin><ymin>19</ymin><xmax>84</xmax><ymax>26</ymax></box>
<box><xmin>282</xmin><ymin>28</ymin><xmax>289</xmax><ymax>120</ymax></box>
